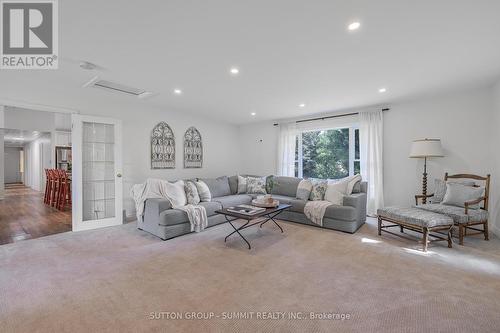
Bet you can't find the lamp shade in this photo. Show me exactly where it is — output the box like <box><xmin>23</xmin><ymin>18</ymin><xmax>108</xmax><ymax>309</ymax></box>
<box><xmin>409</xmin><ymin>139</ymin><xmax>444</xmax><ymax>158</ymax></box>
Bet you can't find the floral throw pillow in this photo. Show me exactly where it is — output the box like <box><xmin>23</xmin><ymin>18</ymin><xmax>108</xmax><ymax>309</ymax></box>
<box><xmin>309</xmin><ymin>179</ymin><xmax>328</xmax><ymax>201</ymax></box>
<box><xmin>246</xmin><ymin>176</ymin><xmax>267</xmax><ymax>194</ymax></box>
<box><xmin>185</xmin><ymin>181</ymin><xmax>200</xmax><ymax>205</ymax></box>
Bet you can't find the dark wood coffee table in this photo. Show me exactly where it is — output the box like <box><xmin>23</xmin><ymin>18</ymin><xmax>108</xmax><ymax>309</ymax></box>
<box><xmin>215</xmin><ymin>204</ymin><xmax>291</xmax><ymax>249</ymax></box>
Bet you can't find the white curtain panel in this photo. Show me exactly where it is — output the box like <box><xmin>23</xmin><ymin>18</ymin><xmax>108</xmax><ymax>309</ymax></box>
<box><xmin>277</xmin><ymin>122</ymin><xmax>297</xmax><ymax>176</ymax></box>
<box><xmin>359</xmin><ymin>110</ymin><xmax>384</xmax><ymax>215</ymax></box>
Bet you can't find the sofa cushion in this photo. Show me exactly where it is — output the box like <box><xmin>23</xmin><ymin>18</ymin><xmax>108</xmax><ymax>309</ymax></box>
<box><xmin>228</xmin><ymin>175</ymin><xmax>238</xmax><ymax>194</ymax></box>
<box><xmin>200</xmin><ymin>201</ymin><xmax>223</xmax><ymax>216</ymax></box>
<box><xmin>237</xmin><ymin>175</ymin><xmax>248</xmax><ymax>194</ymax></box>
<box><xmin>200</xmin><ymin>176</ymin><xmax>231</xmax><ymax>198</ymax></box>
<box><xmin>416</xmin><ymin>204</ymin><xmax>489</xmax><ymax>224</ymax></box>
<box><xmin>270</xmin><ymin>195</ymin><xmax>306</xmax><ymax>213</ymax></box>
<box><xmin>271</xmin><ymin>176</ymin><xmax>301</xmax><ymax>197</ymax></box>
<box><xmin>212</xmin><ymin>194</ymin><xmax>252</xmax><ymax>208</ymax></box>
<box><xmin>158</xmin><ymin>201</ymin><xmax>223</xmax><ymax>226</ymax></box>
<box><xmin>323</xmin><ymin>205</ymin><xmax>357</xmax><ymax>221</ymax></box>
<box><xmin>159</xmin><ymin>209</ymin><xmax>189</xmax><ymax>226</ymax></box>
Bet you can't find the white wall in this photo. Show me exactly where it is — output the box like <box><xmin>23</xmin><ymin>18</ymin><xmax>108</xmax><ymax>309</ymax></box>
<box><xmin>82</xmin><ymin>103</ymin><xmax>240</xmax><ymax>218</ymax></box>
<box><xmin>24</xmin><ymin>134</ymin><xmax>51</xmax><ymax>192</ymax></box>
<box><xmin>238</xmin><ymin>122</ymin><xmax>279</xmax><ymax>176</ymax></box>
<box><xmin>384</xmin><ymin>87</ymin><xmax>493</xmax><ymax>207</ymax></box>
<box><xmin>4</xmin><ymin>107</ymin><xmax>56</xmax><ymax>132</ymax></box>
<box><xmin>4</xmin><ymin>147</ymin><xmax>22</xmax><ymax>183</ymax></box>
<box><xmin>490</xmin><ymin>81</ymin><xmax>500</xmax><ymax>235</ymax></box>
<box><xmin>238</xmin><ymin>86</ymin><xmax>497</xmax><ymax>232</ymax></box>
<box><xmin>1</xmin><ymin>102</ymin><xmax>240</xmax><ymax>218</ymax></box>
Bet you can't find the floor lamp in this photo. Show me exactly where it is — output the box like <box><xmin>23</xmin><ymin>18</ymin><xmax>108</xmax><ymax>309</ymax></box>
<box><xmin>409</xmin><ymin>139</ymin><xmax>444</xmax><ymax>204</ymax></box>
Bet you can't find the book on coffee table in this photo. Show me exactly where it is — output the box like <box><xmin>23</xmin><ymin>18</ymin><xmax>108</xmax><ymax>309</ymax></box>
<box><xmin>227</xmin><ymin>205</ymin><xmax>266</xmax><ymax>216</ymax></box>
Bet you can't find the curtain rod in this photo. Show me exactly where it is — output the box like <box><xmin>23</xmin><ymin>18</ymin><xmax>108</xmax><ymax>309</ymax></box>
<box><xmin>272</xmin><ymin>107</ymin><xmax>390</xmax><ymax>126</ymax></box>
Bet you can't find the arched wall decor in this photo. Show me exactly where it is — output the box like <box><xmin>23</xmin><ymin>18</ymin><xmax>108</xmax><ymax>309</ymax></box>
<box><xmin>184</xmin><ymin>127</ymin><xmax>203</xmax><ymax>168</ymax></box>
<box><xmin>151</xmin><ymin>122</ymin><xmax>175</xmax><ymax>169</ymax></box>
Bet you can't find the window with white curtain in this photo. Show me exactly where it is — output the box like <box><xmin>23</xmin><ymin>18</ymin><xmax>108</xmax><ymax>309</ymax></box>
<box><xmin>293</xmin><ymin>125</ymin><xmax>360</xmax><ymax>179</ymax></box>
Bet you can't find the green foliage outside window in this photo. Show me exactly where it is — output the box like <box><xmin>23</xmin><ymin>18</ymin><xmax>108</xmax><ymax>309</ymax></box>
<box><xmin>296</xmin><ymin>128</ymin><xmax>359</xmax><ymax>179</ymax></box>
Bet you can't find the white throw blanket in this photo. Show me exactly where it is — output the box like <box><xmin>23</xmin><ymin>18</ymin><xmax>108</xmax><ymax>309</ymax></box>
<box><xmin>304</xmin><ymin>200</ymin><xmax>332</xmax><ymax>226</ymax></box>
<box><xmin>130</xmin><ymin>178</ymin><xmax>208</xmax><ymax>232</ymax></box>
<box><xmin>176</xmin><ymin>205</ymin><xmax>208</xmax><ymax>233</ymax></box>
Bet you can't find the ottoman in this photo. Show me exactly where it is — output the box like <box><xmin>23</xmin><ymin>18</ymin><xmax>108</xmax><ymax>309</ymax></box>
<box><xmin>377</xmin><ymin>207</ymin><xmax>454</xmax><ymax>252</ymax></box>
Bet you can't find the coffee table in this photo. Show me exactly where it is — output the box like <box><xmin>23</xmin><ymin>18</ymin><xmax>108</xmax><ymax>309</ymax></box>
<box><xmin>215</xmin><ymin>203</ymin><xmax>291</xmax><ymax>249</ymax></box>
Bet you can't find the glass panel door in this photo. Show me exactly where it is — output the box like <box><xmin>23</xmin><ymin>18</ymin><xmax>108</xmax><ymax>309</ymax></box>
<box><xmin>82</xmin><ymin>122</ymin><xmax>115</xmax><ymax>221</ymax></box>
<box><xmin>72</xmin><ymin>115</ymin><xmax>122</xmax><ymax>232</ymax></box>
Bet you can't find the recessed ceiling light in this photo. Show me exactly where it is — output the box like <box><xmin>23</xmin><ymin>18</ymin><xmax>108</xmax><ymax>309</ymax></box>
<box><xmin>173</xmin><ymin>89</ymin><xmax>182</xmax><ymax>95</ymax></box>
<box><xmin>299</xmin><ymin>103</ymin><xmax>306</xmax><ymax>108</ymax></box>
<box><xmin>230</xmin><ymin>67</ymin><xmax>239</xmax><ymax>75</ymax></box>
<box><xmin>348</xmin><ymin>21</ymin><xmax>361</xmax><ymax>31</ymax></box>
<box><xmin>378</xmin><ymin>88</ymin><xmax>387</xmax><ymax>93</ymax></box>
<box><xmin>250</xmin><ymin>112</ymin><xmax>256</xmax><ymax>116</ymax></box>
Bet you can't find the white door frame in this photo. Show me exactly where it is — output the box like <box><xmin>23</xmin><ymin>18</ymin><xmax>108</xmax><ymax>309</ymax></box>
<box><xmin>71</xmin><ymin>114</ymin><xmax>123</xmax><ymax>232</ymax></box>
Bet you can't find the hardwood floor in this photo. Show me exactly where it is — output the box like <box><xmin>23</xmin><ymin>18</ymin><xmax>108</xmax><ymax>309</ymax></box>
<box><xmin>0</xmin><ymin>184</ymin><xmax>71</xmax><ymax>245</ymax></box>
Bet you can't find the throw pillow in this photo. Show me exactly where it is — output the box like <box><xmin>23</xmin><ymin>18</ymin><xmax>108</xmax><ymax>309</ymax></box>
<box><xmin>442</xmin><ymin>183</ymin><xmax>484</xmax><ymax>209</ymax></box>
<box><xmin>185</xmin><ymin>181</ymin><xmax>200</xmax><ymax>205</ymax></box>
<box><xmin>246</xmin><ymin>176</ymin><xmax>267</xmax><ymax>194</ymax></box>
<box><xmin>164</xmin><ymin>180</ymin><xmax>187</xmax><ymax>208</ymax></box>
<box><xmin>432</xmin><ymin>179</ymin><xmax>447</xmax><ymax>203</ymax></box>
<box><xmin>352</xmin><ymin>181</ymin><xmax>361</xmax><ymax>193</ymax></box>
<box><xmin>195</xmin><ymin>180</ymin><xmax>211</xmax><ymax>202</ymax></box>
<box><xmin>296</xmin><ymin>179</ymin><xmax>313</xmax><ymax>201</ymax></box>
<box><xmin>237</xmin><ymin>175</ymin><xmax>248</xmax><ymax>194</ymax></box>
<box><xmin>432</xmin><ymin>179</ymin><xmax>476</xmax><ymax>203</ymax></box>
<box><xmin>324</xmin><ymin>188</ymin><xmax>344</xmax><ymax>205</ymax></box>
<box><xmin>346</xmin><ymin>174</ymin><xmax>362</xmax><ymax>195</ymax></box>
<box><xmin>309</xmin><ymin>179</ymin><xmax>328</xmax><ymax>201</ymax></box>
<box><xmin>325</xmin><ymin>174</ymin><xmax>362</xmax><ymax>197</ymax></box>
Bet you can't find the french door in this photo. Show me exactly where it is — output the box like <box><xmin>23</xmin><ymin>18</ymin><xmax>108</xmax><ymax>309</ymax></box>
<box><xmin>72</xmin><ymin>115</ymin><xmax>123</xmax><ymax>231</ymax></box>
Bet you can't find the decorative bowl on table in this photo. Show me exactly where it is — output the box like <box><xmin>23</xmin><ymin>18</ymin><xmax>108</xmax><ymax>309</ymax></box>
<box><xmin>252</xmin><ymin>199</ymin><xmax>279</xmax><ymax>208</ymax></box>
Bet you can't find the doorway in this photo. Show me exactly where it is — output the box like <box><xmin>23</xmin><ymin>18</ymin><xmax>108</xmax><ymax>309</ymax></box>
<box><xmin>0</xmin><ymin>107</ymin><xmax>72</xmax><ymax>245</ymax></box>
<box><xmin>0</xmin><ymin>106</ymin><xmax>124</xmax><ymax>244</ymax></box>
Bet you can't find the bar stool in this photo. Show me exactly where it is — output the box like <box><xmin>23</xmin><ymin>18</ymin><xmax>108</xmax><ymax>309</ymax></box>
<box><xmin>49</xmin><ymin>169</ymin><xmax>61</xmax><ymax>207</ymax></box>
<box><xmin>57</xmin><ymin>170</ymin><xmax>72</xmax><ymax>211</ymax></box>
<box><xmin>44</xmin><ymin>169</ymin><xmax>51</xmax><ymax>204</ymax></box>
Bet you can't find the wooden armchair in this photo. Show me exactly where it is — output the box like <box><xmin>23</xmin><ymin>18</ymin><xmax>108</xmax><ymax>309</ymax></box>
<box><xmin>415</xmin><ymin>173</ymin><xmax>490</xmax><ymax>245</ymax></box>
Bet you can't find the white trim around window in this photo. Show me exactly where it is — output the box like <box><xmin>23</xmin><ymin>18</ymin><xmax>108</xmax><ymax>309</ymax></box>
<box><xmin>294</xmin><ymin>124</ymin><xmax>360</xmax><ymax>179</ymax></box>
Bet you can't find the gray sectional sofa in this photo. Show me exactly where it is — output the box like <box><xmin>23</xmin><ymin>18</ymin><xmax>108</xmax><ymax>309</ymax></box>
<box><xmin>138</xmin><ymin>175</ymin><xmax>368</xmax><ymax>240</ymax></box>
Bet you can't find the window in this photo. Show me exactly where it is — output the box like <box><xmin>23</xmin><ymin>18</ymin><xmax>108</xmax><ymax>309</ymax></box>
<box><xmin>294</xmin><ymin>126</ymin><xmax>360</xmax><ymax>179</ymax></box>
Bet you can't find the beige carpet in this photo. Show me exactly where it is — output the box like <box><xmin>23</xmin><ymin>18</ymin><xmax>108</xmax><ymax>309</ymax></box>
<box><xmin>1</xmin><ymin>218</ymin><xmax>500</xmax><ymax>333</ymax></box>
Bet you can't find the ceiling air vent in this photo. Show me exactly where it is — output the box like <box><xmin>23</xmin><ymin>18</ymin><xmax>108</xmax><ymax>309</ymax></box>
<box><xmin>83</xmin><ymin>76</ymin><xmax>153</xmax><ymax>99</ymax></box>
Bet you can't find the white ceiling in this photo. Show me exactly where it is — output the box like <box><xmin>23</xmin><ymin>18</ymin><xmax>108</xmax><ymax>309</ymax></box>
<box><xmin>1</xmin><ymin>0</ymin><xmax>500</xmax><ymax>124</ymax></box>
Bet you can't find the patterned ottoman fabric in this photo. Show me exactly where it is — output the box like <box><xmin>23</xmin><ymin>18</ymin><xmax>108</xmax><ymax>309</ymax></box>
<box><xmin>415</xmin><ymin>204</ymin><xmax>489</xmax><ymax>224</ymax></box>
<box><xmin>377</xmin><ymin>207</ymin><xmax>454</xmax><ymax>228</ymax></box>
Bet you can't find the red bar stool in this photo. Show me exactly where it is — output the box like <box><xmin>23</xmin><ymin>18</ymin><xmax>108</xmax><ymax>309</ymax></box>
<box><xmin>49</xmin><ymin>169</ymin><xmax>60</xmax><ymax>207</ymax></box>
<box><xmin>44</xmin><ymin>169</ymin><xmax>51</xmax><ymax>204</ymax></box>
<box><xmin>57</xmin><ymin>170</ymin><xmax>72</xmax><ymax>211</ymax></box>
